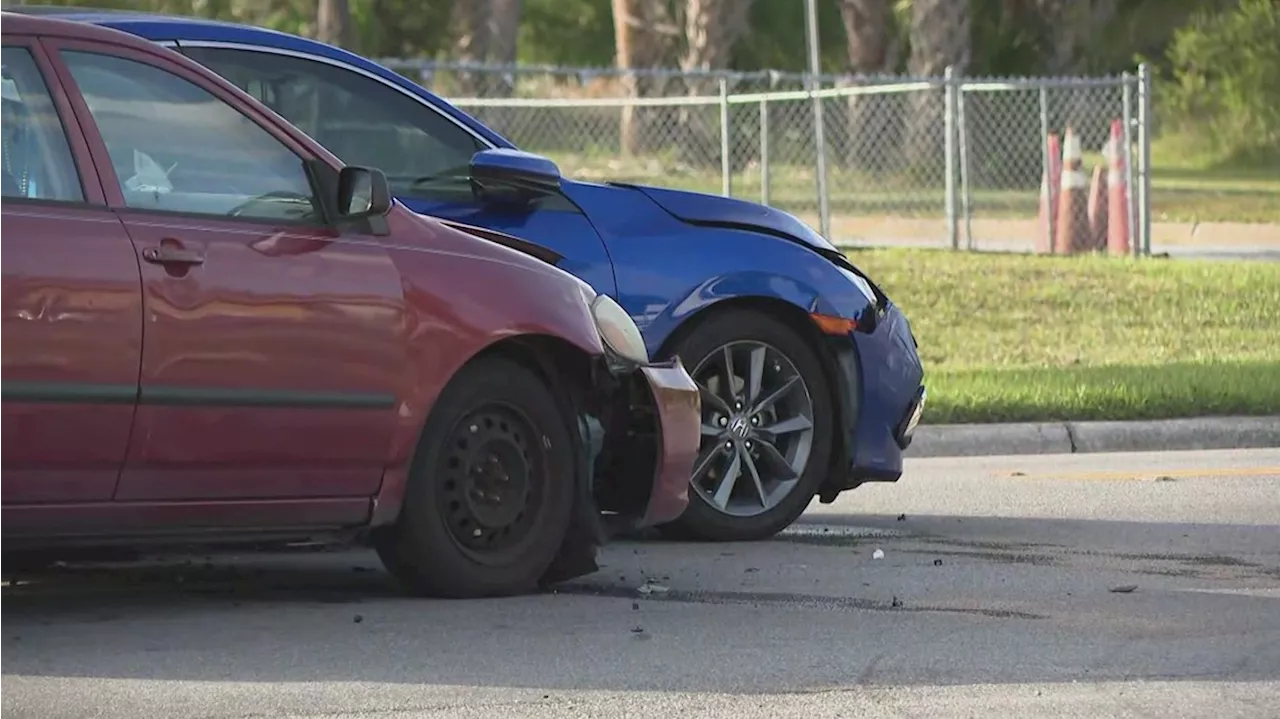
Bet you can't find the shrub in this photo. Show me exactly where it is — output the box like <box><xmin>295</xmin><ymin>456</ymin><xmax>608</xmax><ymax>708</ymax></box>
<box><xmin>1161</xmin><ymin>0</ymin><xmax>1280</xmax><ymax>165</ymax></box>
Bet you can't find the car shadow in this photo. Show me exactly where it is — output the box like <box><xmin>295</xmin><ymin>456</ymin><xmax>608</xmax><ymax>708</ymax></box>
<box><xmin>3</xmin><ymin>512</ymin><xmax>1279</xmax><ymax>698</ymax></box>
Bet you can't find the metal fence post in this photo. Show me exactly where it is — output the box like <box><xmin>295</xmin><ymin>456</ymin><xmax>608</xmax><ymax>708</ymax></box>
<box><xmin>1136</xmin><ymin>64</ymin><xmax>1153</xmax><ymax>256</ymax></box>
<box><xmin>805</xmin><ymin>1</ymin><xmax>831</xmax><ymax>239</ymax></box>
<box><xmin>1038</xmin><ymin>84</ymin><xmax>1054</xmax><ymax>254</ymax></box>
<box><xmin>943</xmin><ymin>66</ymin><xmax>958</xmax><ymax>250</ymax></box>
<box><xmin>719</xmin><ymin>78</ymin><xmax>731</xmax><ymax>197</ymax></box>
<box><xmin>1121</xmin><ymin>72</ymin><xmax>1138</xmax><ymax>258</ymax></box>
<box><xmin>957</xmin><ymin>75</ymin><xmax>974</xmax><ymax>250</ymax></box>
<box><xmin>759</xmin><ymin>98</ymin><xmax>771</xmax><ymax>206</ymax></box>
<box><xmin>813</xmin><ymin>93</ymin><xmax>831</xmax><ymax>240</ymax></box>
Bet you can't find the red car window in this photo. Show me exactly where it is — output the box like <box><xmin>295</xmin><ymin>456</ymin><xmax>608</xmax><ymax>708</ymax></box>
<box><xmin>1</xmin><ymin>45</ymin><xmax>84</xmax><ymax>203</ymax></box>
<box><xmin>60</xmin><ymin>49</ymin><xmax>322</xmax><ymax>224</ymax></box>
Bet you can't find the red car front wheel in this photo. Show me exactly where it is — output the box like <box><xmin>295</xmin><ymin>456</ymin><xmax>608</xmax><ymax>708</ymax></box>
<box><xmin>375</xmin><ymin>356</ymin><xmax>575</xmax><ymax>598</ymax></box>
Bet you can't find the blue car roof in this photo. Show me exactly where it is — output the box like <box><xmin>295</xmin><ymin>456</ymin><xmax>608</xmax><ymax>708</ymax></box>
<box><xmin>30</xmin><ymin>7</ymin><xmax>516</xmax><ymax>150</ymax></box>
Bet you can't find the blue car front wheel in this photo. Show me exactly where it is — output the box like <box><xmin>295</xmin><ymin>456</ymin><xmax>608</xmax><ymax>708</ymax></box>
<box><xmin>661</xmin><ymin>309</ymin><xmax>834</xmax><ymax>541</ymax></box>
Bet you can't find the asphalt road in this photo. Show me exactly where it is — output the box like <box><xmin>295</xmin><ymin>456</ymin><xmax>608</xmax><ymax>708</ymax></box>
<box><xmin>4</xmin><ymin>448</ymin><xmax>1279</xmax><ymax>718</ymax></box>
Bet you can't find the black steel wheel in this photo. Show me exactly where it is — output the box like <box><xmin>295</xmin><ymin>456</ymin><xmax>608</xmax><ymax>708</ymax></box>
<box><xmin>437</xmin><ymin>404</ymin><xmax>545</xmax><ymax>561</ymax></box>
<box><xmin>375</xmin><ymin>356</ymin><xmax>575</xmax><ymax>598</ymax></box>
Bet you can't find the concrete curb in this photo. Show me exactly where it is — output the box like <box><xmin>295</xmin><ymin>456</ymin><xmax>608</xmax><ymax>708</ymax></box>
<box><xmin>905</xmin><ymin>416</ymin><xmax>1280</xmax><ymax>458</ymax></box>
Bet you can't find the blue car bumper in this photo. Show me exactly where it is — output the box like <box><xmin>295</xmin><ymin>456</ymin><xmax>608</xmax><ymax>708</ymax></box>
<box><xmin>818</xmin><ymin>301</ymin><xmax>926</xmax><ymax>501</ymax></box>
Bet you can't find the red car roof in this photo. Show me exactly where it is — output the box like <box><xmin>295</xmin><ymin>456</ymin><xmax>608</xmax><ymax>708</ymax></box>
<box><xmin>1</xmin><ymin>10</ymin><xmax>349</xmax><ymax>172</ymax></box>
<box><xmin>2</xmin><ymin>10</ymin><xmax>161</xmax><ymax>48</ymax></box>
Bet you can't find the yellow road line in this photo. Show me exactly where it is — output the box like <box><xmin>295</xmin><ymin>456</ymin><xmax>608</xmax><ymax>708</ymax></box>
<box><xmin>992</xmin><ymin>466</ymin><xmax>1280</xmax><ymax>481</ymax></box>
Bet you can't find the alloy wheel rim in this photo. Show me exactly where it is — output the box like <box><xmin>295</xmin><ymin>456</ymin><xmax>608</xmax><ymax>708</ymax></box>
<box><xmin>689</xmin><ymin>340</ymin><xmax>815</xmax><ymax>518</ymax></box>
<box><xmin>438</xmin><ymin>404</ymin><xmax>544</xmax><ymax>560</ymax></box>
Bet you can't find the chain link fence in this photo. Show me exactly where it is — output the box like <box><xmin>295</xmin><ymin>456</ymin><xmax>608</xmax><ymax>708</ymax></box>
<box><xmin>954</xmin><ymin>74</ymin><xmax>1147</xmax><ymax>255</ymax></box>
<box><xmin>380</xmin><ymin>58</ymin><xmax>832</xmax><ymax>98</ymax></box>
<box><xmin>383</xmin><ymin>59</ymin><xmax>1152</xmax><ymax>255</ymax></box>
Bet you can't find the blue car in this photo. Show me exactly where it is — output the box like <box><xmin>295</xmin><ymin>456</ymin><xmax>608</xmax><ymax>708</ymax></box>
<box><xmin>20</xmin><ymin>6</ymin><xmax>926</xmax><ymax>542</ymax></box>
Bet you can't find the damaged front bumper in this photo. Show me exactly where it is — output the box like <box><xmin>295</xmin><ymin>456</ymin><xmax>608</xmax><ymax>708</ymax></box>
<box><xmin>633</xmin><ymin>358</ymin><xmax>700</xmax><ymax>526</ymax></box>
<box><xmin>817</xmin><ymin>301</ymin><xmax>926</xmax><ymax>501</ymax></box>
<box><xmin>896</xmin><ymin>385</ymin><xmax>927</xmax><ymax>449</ymax></box>
<box><xmin>589</xmin><ymin>356</ymin><xmax>700</xmax><ymax>532</ymax></box>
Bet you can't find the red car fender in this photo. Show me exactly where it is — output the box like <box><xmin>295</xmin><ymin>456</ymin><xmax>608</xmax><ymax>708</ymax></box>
<box><xmin>369</xmin><ymin>216</ymin><xmax>605</xmax><ymax>527</ymax></box>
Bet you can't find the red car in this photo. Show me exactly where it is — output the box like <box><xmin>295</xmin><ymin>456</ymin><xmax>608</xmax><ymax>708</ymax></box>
<box><xmin>0</xmin><ymin>13</ymin><xmax>699</xmax><ymax>598</ymax></box>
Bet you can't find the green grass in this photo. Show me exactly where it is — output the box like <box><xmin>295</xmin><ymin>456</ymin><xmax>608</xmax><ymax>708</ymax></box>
<box><xmin>1145</xmin><ymin>135</ymin><xmax>1280</xmax><ymax>223</ymax></box>
<box><xmin>847</xmin><ymin>248</ymin><xmax>1280</xmax><ymax>424</ymax></box>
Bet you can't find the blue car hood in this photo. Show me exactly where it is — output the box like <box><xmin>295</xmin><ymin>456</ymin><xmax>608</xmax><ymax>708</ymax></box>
<box><xmin>610</xmin><ymin>183</ymin><xmax>839</xmax><ymax>253</ymax></box>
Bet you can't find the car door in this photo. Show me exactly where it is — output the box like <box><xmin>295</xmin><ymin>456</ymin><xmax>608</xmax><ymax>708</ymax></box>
<box><xmin>1</xmin><ymin>39</ymin><xmax>142</xmax><ymax>506</ymax></box>
<box><xmin>175</xmin><ymin>43</ymin><xmax>619</xmax><ymax>298</ymax></box>
<box><xmin>45</xmin><ymin>37</ymin><xmax>407</xmax><ymax>503</ymax></box>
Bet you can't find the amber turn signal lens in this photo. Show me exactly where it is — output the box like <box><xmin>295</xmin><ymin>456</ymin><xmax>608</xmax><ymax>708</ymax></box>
<box><xmin>809</xmin><ymin>313</ymin><xmax>858</xmax><ymax>335</ymax></box>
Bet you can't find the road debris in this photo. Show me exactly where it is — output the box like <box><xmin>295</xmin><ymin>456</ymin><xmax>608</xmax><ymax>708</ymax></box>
<box><xmin>891</xmin><ymin>596</ymin><xmax>903</xmax><ymax>608</ymax></box>
<box><xmin>934</xmin><ymin>559</ymin><xmax>944</xmax><ymax>566</ymax></box>
<box><xmin>637</xmin><ymin>581</ymin><xmax>669</xmax><ymax>595</ymax></box>
<box><xmin>872</xmin><ymin>548</ymin><xmax>885</xmax><ymax>560</ymax></box>
<box><xmin>1109</xmin><ymin>585</ymin><xmax>1138</xmax><ymax>593</ymax></box>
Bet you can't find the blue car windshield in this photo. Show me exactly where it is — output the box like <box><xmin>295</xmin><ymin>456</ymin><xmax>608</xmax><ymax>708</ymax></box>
<box><xmin>181</xmin><ymin>46</ymin><xmax>487</xmax><ymax>200</ymax></box>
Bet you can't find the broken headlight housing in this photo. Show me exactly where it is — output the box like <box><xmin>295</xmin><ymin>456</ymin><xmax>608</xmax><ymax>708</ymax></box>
<box><xmin>590</xmin><ymin>293</ymin><xmax>649</xmax><ymax>369</ymax></box>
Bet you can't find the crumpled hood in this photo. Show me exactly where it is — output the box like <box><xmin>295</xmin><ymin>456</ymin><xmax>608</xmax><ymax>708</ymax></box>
<box><xmin>610</xmin><ymin>182</ymin><xmax>840</xmax><ymax>253</ymax></box>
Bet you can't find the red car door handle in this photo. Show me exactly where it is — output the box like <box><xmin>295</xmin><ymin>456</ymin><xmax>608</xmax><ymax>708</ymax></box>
<box><xmin>142</xmin><ymin>246</ymin><xmax>204</xmax><ymax>266</ymax></box>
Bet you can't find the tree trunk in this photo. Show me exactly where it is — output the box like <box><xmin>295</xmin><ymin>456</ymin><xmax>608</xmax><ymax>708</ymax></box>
<box><xmin>614</xmin><ymin>0</ymin><xmax>640</xmax><ymax>155</ymax></box>
<box><xmin>1033</xmin><ymin>0</ymin><xmax>1119</xmax><ymax>74</ymax></box>
<box><xmin>450</xmin><ymin>0</ymin><xmax>491</xmax><ymax>96</ymax></box>
<box><xmin>614</xmin><ymin>0</ymin><xmax>679</xmax><ymax>156</ymax></box>
<box><xmin>678</xmin><ymin>0</ymin><xmax>754</xmax><ymax>169</ymax></box>
<box><xmin>1034</xmin><ymin>0</ymin><xmax>1084</xmax><ymax>74</ymax></box>
<box><xmin>840</xmin><ymin>0</ymin><xmax>889</xmax><ymax>71</ymax></box>
<box><xmin>488</xmin><ymin>0</ymin><xmax>523</xmax><ymax>65</ymax></box>
<box><xmin>679</xmin><ymin>0</ymin><xmax>752</xmax><ymax>73</ymax></box>
<box><xmin>905</xmin><ymin>0</ymin><xmax>970</xmax><ymax>171</ymax></box>
<box><xmin>316</xmin><ymin>0</ymin><xmax>351</xmax><ymax>49</ymax></box>
<box><xmin>485</xmin><ymin>0</ymin><xmax>523</xmax><ymax>101</ymax></box>
<box><xmin>838</xmin><ymin>0</ymin><xmax>891</xmax><ymax>172</ymax></box>
<box><xmin>194</xmin><ymin>0</ymin><xmax>229</xmax><ymax>20</ymax></box>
